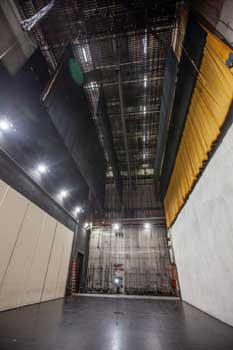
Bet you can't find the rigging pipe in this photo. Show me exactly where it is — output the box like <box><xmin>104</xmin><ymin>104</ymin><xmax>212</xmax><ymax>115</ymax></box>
<box><xmin>113</xmin><ymin>36</ymin><xmax>131</xmax><ymax>186</ymax></box>
<box><xmin>94</xmin><ymin>217</ymin><xmax>166</xmax><ymax>226</ymax></box>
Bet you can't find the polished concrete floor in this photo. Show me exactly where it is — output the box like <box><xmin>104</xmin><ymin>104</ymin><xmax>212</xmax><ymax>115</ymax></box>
<box><xmin>0</xmin><ymin>296</ymin><xmax>233</xmax><ymax>350</ymax></box>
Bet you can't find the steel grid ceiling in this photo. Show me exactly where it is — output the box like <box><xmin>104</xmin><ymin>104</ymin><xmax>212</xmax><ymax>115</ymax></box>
<box><xmin>17</xmin><ymin>0</ymin><xmax>178</xmax><ymax>185</ymax></box>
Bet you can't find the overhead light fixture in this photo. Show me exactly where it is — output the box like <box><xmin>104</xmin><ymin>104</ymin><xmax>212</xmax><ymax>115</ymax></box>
<box><xmin>82</xmin><ymin>47</ymin><xmax>88</xmax><ymax>62</ymax></box>
<box><xmin>143</xmin><ymin>106</ymin><xmax>146</xmax><ymax>114</ymax></box>
<box><xmin>113</xmin><ymin>223</ymin><xmax>120</xmax><ymax>230</ymax></box>
<box><xmin>0</xmin><ymin>119</ymin><xmax>12</xmax><ymax>131</ymax></box>
<box><xmin>73</xmin><ymin>206</ymin><xmax>82</xmax><ymax>216</ymax></box>
<box><xmin>37</xmin><ymin>163</ymin><xmax>48</xmax><ymax>174</ymax></box>
<box><xmin>144</xmin><ymin>223</ymin><xmax>151</xmax><ymax>230</ymax></box>
<box><xmin>114</xmin><ymin>278</ymin><xmax>119</xmax><ymax>284</ymax></box>
<box><xmin>144</xmin><ymin>76</ymin><xmax>147</xmax><ymax>88</ymax></box>
<box><xmin>75</xmin><ymin>206</ymin><xmax>82</xmax><ymax>214</ymax></box>
<box><xmin>84</xmin><ymin>222</ymin><xmax>89</xmax><ymax>229</ymax></box>
<box><xmin>58</xmin><ymin>190</ymin><xmax>68</xmax><ymax>200</ymax></box>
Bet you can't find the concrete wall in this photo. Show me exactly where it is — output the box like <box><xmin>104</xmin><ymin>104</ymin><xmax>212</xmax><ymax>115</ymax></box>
<box><xmin>0</xmin><ymin>179</ymin><xmax>73</xmax><ymax>311</ymax></box>
<box><xmin>170</xmin><ymin>121</ymin><xmax>233</xmax><ymax>326</ymax></box>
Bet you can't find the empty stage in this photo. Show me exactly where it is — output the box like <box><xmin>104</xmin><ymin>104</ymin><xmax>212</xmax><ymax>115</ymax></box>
<box><xmin>0</xmin><ymin>296</ymin><xmax>232</xmax><ymax>349</ymax></box>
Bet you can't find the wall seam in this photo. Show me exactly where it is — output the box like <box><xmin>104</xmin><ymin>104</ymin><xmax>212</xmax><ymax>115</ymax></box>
<box><xmin>18</xmin><ymin>212</ymin><xmax>47</xmax><ymax>306</ymax></box>
<box><xmin>40</xmin><ymin>221</ymin><xmax>58</xmax><ymax>302</ymax></box>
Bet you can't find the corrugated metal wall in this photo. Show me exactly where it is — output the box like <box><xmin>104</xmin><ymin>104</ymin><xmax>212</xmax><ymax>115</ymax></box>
<box><xmin>87</xmin><ymin>225</ymin><xmax>173</xmax><ymax>295</ymax></box>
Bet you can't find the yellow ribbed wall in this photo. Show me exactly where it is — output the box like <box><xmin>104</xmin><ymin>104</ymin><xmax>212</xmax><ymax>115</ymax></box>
<box><xmin>164</xmin><ymin>30</ymin><xmax>233</xmax><ymax>228</ymax></box>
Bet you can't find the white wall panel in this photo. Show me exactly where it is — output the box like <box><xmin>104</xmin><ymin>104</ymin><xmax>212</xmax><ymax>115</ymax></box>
<box><xmin>0</xmin><ymin>180</ymin><xmax>74</xmax><ymax>311</ymax></box>
<box><xmin>0</xmin><ymin>203</ymin><xmax>44</xmax><ymax>310</ymax></box>
<box><xmin>22</xmin><ymin>215</ymin><xmax>57</xmax><ymax>305</ymax></box>
<box><xmin>0</xmin><ymin>180</ymin><xmax>8</xmax><ymax>203</ymax></box>
<box><xmin>171</xmin><ymin>122</ymin><xmax>233</xmax><ymax>327</ymax></box>
<box><xmin>41</xmin><ymin>223</ymin><xmax>69</xmax><ymax>302</ymax></box>
<box><xmin>0</xmin><ymin>186</ymin><xmax>28</xmax><ymax>287</ymax></box>
<box><xmin>55</xmin><ymin>227</ymin><xmax>73</xmax><ymax>298</ymax></box>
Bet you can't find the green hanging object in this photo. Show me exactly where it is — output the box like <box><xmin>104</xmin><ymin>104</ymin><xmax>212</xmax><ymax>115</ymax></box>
<box><xmin>68</xmin><ymin>58</ymin><xmax>84</xmax><ymax>85</ymax></box>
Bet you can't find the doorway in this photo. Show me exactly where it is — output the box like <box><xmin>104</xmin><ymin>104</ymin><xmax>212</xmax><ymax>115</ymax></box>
<box><xmin>76</xmin><ymin>252</ymin><xmax>84</xmax><ymax>292</ymax></box>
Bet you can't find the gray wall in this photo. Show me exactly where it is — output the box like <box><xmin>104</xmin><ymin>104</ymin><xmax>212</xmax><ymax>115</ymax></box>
<box><xmin>170</xmin><ymin>121</ymin><xmax>233</xmax><ymax>326</ymax></box>
<box><xmin>0</xmin><ymin>179</ymin><xmax>73</xmax><ymax>311</ymax></box>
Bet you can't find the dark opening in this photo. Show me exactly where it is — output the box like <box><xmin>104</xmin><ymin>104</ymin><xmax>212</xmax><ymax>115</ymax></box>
<box><xmin>76</xmin><ymin>252</ymin><xmax>84</xmax><ymax>292</ymax></box>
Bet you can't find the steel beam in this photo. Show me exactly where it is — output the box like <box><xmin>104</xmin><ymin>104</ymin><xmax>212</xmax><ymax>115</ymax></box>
<box><xmin>97</xmin><ymin>89</ymin><xmax>123</xmax><ymax>202</ymax></box>
<box><xmin>102</xmin><ymin>76</ymin><xmax>163</xmax><ymax>87</ymax></box>
<box><xmin>117</xmin><ymin>66</ymin><xmax>132</xmax><ymax>184</ymax></box>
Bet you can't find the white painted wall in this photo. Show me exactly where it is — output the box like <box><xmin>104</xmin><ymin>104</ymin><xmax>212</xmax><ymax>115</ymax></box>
<box><xmin>0</xmin><ymin>179</ymin><xmax>74</xmax><ymax>311</ymax></box>
<box><xmin>171</xmin><ymin>121</ymin><xmax>233</xmax><ymax>326</ymax></box>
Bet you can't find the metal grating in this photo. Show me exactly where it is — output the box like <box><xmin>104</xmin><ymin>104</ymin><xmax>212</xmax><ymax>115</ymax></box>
<box><xmin>17</xmin><ymin>0</ymin><xmax>178</xmax><ymax>190</ymax></box>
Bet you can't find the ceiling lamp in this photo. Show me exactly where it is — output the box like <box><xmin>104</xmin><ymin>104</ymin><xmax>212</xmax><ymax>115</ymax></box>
<box><xmin>37</xmin><ymin>163</ymin><xmax>48</xmax><ymax>174</ymax></box>
<box><xmin>144</xmin><ymin>223</ymin><xmax>151</xmax><ymax>230</ymax></box>
<box><xmin>84</xmin><ymin>222</ymin><xmax>89</xmax><ymax>229</ymax></box>
<box><xmin>58</xmin><ymin>189</ymin><xmax>68</xmax><ymax>200</ymax></box>
<box><xmin>113</xmin><ymin>223</ymin><xmax>120</xmax><ymax>230</ymax></box>
<box><xmin>0</xmin><ymin>119</ymin><xmax>12</xmax><ymax>131</ymax></box>
<box><xmin>73</xmin><ymin>206</ymin><xmax>82</xmax><ymax>216</ymax></box>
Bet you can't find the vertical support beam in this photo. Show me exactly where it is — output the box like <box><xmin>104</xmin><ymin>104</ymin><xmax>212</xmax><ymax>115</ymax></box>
<box><xmin>116</xmin><ymin>40</ymin><xmax>132</xmax><ymax>185</ymax></box>
<box><xmin>97</xmin><ymin>89</ymin><xmax>123</xmax><ymax>202</ymax></box>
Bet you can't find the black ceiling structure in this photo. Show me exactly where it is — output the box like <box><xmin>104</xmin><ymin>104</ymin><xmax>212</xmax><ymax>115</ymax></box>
<box><xmin>0</xmin><ymin>52</ymin><xmax>89</xmax><ymax>229</ymax></box>
<box><xmin>16</xmin><ymin>0</ymin><xmax>179</xmax><ymax>200</ymax></box>
<box><xmin>43</xmin><ymin>52</ymin><xmax>107</xmax><ymax>209</ymax></box>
